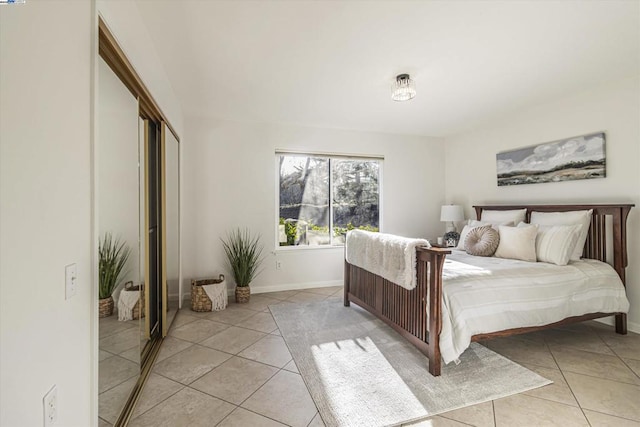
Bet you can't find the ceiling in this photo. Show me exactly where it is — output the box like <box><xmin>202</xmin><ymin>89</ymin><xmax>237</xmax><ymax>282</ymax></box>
<box><xmin>135</xmin><ymin>1</ymin><xmax>639</xmax><ymax>137</ymax></box>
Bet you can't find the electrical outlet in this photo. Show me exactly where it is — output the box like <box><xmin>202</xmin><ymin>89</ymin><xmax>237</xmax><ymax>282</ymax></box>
<box><xmin>43</xmin><ymin>385</ymin><xmax>57</xmax><ymax>426</ymax></box>
<box><xmin>275</xmin><ymin>260</ymin><xmax>282</xmax><ymax>270</ymax></box>
<box><xmin>65</xmin><ymin>264</ymin><xmax>77</xmax><ymax>300</ymax></box>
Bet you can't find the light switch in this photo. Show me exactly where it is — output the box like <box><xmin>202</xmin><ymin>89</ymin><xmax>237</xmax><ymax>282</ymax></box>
<box><xmin>65</xmin><ymin>264</ymin><xmax>77</xmax><ymax>299</ymax></box>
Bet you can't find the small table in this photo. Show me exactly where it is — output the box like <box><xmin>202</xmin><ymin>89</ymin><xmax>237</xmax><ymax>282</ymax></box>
<box><xmin>430</xmin><ymin>242</ymin><xmax>456</xmax><ymax>249</ymax></box>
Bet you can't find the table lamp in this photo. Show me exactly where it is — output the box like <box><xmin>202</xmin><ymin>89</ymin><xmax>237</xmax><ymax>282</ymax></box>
<box><xmin>440</xmin><ymin>205</ymin><xmax>464</xmax><ymax>246</ymax></box>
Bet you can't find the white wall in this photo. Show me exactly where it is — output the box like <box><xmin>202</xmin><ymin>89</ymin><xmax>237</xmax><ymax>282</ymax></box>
<box><xmin>0</xmin><ymin>2</ymin><xmax>95</xmax><ymax>426</ymax></box>
<box><xmin>98</xmin><ymin>58</ymin><xmax>141</xmax><ymax>303</ymax></box>
<box><xmin>97</xmin><ymin>0</ymin><xmax>186</xmax><ymax>306</ymax></box>
<box><xmin>182</xmin><ymin>118</ymin><xmax>446</xmax><ymax>293</ymax></box>
<box><xmin>97</xmin><ymin>0</ymin><xmax>184</xmax><ymax>138</ymax></box>
<box><xmin>444</xmin><ymin>76</ymin><xmax>640</xmax><ymax>331</ymax></box>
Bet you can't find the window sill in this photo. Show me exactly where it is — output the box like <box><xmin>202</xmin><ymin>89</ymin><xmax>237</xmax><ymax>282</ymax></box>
<box><xmin>275</xmin><ymin>245</ymin><xmax>344</xmax><ymax>253</ymax></box>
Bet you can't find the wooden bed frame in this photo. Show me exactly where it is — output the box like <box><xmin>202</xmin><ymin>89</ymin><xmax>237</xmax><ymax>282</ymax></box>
<box><xmin>344</xmin><ymin>204</ymin><xmax>634</xmax><ymax>376</ymax></box>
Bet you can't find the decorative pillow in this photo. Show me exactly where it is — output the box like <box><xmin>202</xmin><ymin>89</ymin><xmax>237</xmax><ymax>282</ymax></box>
<box><xmin>456</xmin><ymin>224</ymin><xmax>484</xmax><ymax>250</ymax></box>
<box><xmin>456</xmin><ymin>220</ymin><xmax>514</xmax><ymax>250</ymax></box>
<box><xmin>530</xmin><ymin>210</ymin><xmax>592</xmax><ymax>261</ymax></box>
<box><xmin>494</xmin><ymin>224</ymin><xmax>538</xmax><ymax>262</ymax></box>
<box><xmin>481</xmin><ymin>209</ymin><xmax>527</xmax><ymax>225</ymax></box>
<box><xmin>535</xmin><ymin>224</ymin><xmax>583</xmax><ymax>266</ymax></box>
<box><xmin>464</xmin><ymin>225</ymin><xmax>500</xmax><ymax>257</ymax></box>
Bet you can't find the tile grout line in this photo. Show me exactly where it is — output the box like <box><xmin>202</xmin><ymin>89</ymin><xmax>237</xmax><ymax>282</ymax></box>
<box><xmin>98</xmin><ymin>370</ymin><xmax>139</xmax><ymax>395</ymax></box>
<box><xmin>618</xmin><ymin>357</ymin><xmax>640</xmax><ymax>381</ymax></box>
<box><xmin>152</xmin><ymin>293</ymin><xmax>320</xmax><ymax>426</ymax></box>
<box><xmin>126</xmin><ymin>357</ymin><xmax>186</xmax><ymax>420</ymax></box>
<box><xmin>435</xmin><ymin>413</ymin><xmax>481</xmax><ymax>426</ymax></box>
<box><xmin>128</xmin><ymin>379</ymin><xmax>186</xmax><ymax>422</ymax></box>
<box><xmin>546</xmin><ymin>342</ymin><xmax>640</xmax><ymax>386</ymax></box>
<box><xmin>133</xmin><ymin>301</ymin><xmax>296</xmax><ymax>425</ymax></box>
<box><xmin>545</xmin><ymin>338</ymin><xmax>593</xmax><ymax>426</ymax></box>
<box><xmin>154</xmin><ymin>316</ymin><xmax>301</xmax><ymax>420</ymax></box>
<box><xmin>492</xmin><ymin>399</ymin><xmax>497</xmax><ymax>426</ymax></box>
<box><xmin>580</xmin><ymin>407</ymin><xmax>640</xmax><ymax>424</ymax></box>
<box><xmin>159</xmin><ymin>332</ymin><xmax>292</xmax><ymax>374</ymax></box>
<box><xmin>270</xmin><ymin>308</ymin><xmax>324</xmax><ymax>425</ymax></box>
<box><xmin>208</xmin><ymin>367</ymin><xmax>291</xmax><ymax>427</ymax></box>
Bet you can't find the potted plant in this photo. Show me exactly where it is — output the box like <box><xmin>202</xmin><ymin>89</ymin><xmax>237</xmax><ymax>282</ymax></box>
<box><xmin>221</xmin><ymin>228</ymin><xmax>264</xmax><ymax>303</ymax></box>
<box><xmin>99</xmin><ymin>232</ymin><xmax>131</xmax><ymax>317</ymax></box>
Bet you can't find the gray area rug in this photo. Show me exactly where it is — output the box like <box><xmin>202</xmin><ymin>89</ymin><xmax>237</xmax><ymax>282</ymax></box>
<box><xmin>270</xmin><ymin>300</ymin><xmax>551</xmax><ymax>427</ymax></box>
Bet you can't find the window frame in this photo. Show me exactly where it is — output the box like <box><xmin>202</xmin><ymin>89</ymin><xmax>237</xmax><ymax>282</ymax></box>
<box><xmin>274</xmin><ymin>151</ymin><xmax>384</xmax><ymax>251</ymax></box>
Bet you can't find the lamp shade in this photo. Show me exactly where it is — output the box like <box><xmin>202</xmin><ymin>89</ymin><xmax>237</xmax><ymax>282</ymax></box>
<box><xmin>440</xmin><ymin>205</ymin><xmax>464</xmax><ymax>222</ymax></box>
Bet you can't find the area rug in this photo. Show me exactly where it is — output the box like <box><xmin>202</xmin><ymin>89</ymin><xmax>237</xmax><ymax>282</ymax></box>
<box><xmin>270</xmin><ymin>300</ymin><xmax>551</xmax><ymax>427</ymax></box>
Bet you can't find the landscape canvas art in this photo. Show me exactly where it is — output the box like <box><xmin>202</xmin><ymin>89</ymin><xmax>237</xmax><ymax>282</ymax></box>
<box><xmin>497</xmin><ymin>132</ymin><xmax>606</xmax><ymax>186</ymax></box>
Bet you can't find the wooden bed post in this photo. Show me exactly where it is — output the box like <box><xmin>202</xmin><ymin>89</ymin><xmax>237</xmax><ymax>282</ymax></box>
<box><xmin>344</xmin><ymin>260</ymin><xmax>351</xmax><ymax>307</ymax></box>
<box><xmin>424</xmin><ymin>249</ymin><xmax>448</xmax><ymax>376</ymax></box>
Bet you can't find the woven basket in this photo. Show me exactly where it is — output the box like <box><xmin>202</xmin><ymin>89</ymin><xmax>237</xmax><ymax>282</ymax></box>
<box><xmin>235</xmin><ymin>286</ymin><xmax>251</xmax><ymax>304</ymax></box>
<box><xmin>191</xmin><ymin>275</ymin><xmax>226</xmax><ymax>312</ymax></box>
<box><xmin>123</xmin><ymin>281</ymin><xmax>145</xmax><ymax>319</ymax></box>
<box><xmin>99</xmin><ymin>296</ymin><xmax>114</xmax><ymax>318</ymax></box>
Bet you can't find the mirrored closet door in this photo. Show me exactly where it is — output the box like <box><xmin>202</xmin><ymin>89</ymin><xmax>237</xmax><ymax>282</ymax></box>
<box><xmin>97</xmin><ymin>17</ymin><xmax>181</xmax><ymax>427</ymax></box>
<box><xmin>163</xmin><ymin>124</ymin><xmax>181</xmax><ymax>332</ymax></box>
<box><xmin>97</xmin><ymin>56</ymin><xmax>142</xmax><ymax>425</ymax></box>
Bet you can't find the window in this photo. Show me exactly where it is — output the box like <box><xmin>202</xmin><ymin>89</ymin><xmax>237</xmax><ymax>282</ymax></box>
<box><xmin>277</xmin><ymin>153</ymin><xmax>381</xmax><ymax>247</ymax></box>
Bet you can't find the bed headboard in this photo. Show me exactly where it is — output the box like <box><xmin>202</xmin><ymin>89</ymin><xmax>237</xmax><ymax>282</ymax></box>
<box><xmin>473</xmin><ymin>204</ymin><xmax>634</xmax><ymax>285</ymax></box>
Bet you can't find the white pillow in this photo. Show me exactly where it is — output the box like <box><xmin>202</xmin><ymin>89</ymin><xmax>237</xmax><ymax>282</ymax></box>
<box><xmin>481</xmin><ymin>209</ymin><xmax>527</xmax><ymax>225</ymax></box>
<box><xmin>457</xmin><ymin>220</ymin><xmax>515</xmax><ymax>249</ymax></box>
<box><xmin>470</xmin><ymin>219</ymin><xmax>514</xmax><ymax>228</ymax></box>
<box><xmin>530</xmin><ymin>210</ymin><xmax>592</xmax><ymax>261</ymax></box>
<box><xmin>535</xmin><ymin>224</ymin><xmax>583</xmax><ymax>266</ymax></box>
<box><xmin>494</xmin><ymin>224</ymin><xmax>538</xmax><ymax>262</ymax></box>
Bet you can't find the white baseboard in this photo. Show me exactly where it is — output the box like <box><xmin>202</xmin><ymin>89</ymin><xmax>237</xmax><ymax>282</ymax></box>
<box><xmin>180</xmin><ymin>280</ymin><xmax>343</xmax><ymax>303</ymax></box>
<box><xmin>250</xmin><ymin>280</ymin><xmax>343</xmax><ymax>294</ymax></box>
<box><xmin>593</xmin><ymin>317</ymin><xmax>640</xmax><ymax>334</ymax></box>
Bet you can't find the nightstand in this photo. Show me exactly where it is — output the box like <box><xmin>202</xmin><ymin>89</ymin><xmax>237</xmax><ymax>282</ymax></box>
<box><xmin>429</xmin><ymin>242</ymin><xmax>451</xmax><ymax>249</ymax></box>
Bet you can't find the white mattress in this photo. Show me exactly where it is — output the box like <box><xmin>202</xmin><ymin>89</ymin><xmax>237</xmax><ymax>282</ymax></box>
<box><xmin>438</xmin><ymin>250</ymin><xmax>630</xmax><ymax>364</ymax></box>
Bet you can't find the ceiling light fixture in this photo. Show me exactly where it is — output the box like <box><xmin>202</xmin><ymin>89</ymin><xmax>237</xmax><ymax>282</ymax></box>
<box><xmin>391</xmin><ymin>73</ymin><xmax>416</xmax><ymax>102</ymax></box>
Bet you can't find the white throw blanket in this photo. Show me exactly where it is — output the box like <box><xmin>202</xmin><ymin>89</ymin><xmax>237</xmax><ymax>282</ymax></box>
<box><xmin>202</xmin><ymin>280</ymin><xmax>228</xmax><ymax>311</ymax></box>
<box><xmin>346</xmin><ymin>230</ymin><xmax>430</xmax><ymax>290</ymax></box>
<box><xmin>118</xmin><ymin>288</ymin><xmax>140</xmax><ymax>321</ymax></box>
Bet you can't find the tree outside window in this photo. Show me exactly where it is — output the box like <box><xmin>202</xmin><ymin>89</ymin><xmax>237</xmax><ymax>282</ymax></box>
<box><xmin>278</xmin><ymin>154</ymin><xmax>380</xmax><ymax>247</ymax></box>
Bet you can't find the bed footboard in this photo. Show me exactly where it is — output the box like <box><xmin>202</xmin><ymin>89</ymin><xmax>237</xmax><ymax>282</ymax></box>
<box><xmin>344</xmin><ymin>246</ymin><xmax>450</xmax><ymax>376</ymax></box>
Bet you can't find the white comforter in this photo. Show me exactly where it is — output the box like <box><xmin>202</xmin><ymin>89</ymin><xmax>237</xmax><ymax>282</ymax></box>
<box><xmin>439</xmin><ymin>250</ymin><xmax>630</xmax><ymax>364</ymax></box>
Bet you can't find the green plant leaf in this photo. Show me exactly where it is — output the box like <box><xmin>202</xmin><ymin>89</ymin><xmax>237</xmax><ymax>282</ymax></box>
<box><xmin>98</xmin><ymin>232</ymin><xmax>131</xmax><ymax>299</ymax></box>
<box><xmin>221</xmin><ymin>228</ymin><xmax>264</xmax><ymax>287</ymax></box>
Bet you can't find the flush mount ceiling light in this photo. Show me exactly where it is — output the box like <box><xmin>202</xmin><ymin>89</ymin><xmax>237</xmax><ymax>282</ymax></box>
<box><xmin>391</xmin><ymin>73</ymin><xmax>416</xmax><ymax>102</ymax></box>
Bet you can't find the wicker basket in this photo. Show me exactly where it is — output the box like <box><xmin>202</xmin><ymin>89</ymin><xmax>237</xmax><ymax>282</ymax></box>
<box><xmin>99</xmin><ymin>296</ymin><xmax>114</xmax><ymax>318</ymax></box>
<box><xmin>191</xmin><ymin>275</ymin><xmax>226</xmax><ymax>312</ymax></box>
<box><xmin>123</xmin><ymin>281</ymin><xmax>145</xmax><ymax>319</ymax></box>
<box><xmin>235</xmin><ymin>286</ymin><xmax>251</xmax><ymax>304</ymax></box>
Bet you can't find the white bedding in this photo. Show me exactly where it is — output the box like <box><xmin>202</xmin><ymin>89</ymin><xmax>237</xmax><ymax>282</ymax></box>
<box><xmin>438</xmin><ymin>249</ymin><xmax>629</xmax><ymax>364</ymax></box>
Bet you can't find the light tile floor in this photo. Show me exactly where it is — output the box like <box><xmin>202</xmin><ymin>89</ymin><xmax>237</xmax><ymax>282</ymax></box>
<box><xmin>100</xmin><ymin>286</ymin><xmax>640</xmax><ymax>427</ymax></box>
<box><xmin>98</xmin><ymin>314</ymin><xmax>141</xmax><ymax>425</ymax></box>
<box><xmin>98</xmin><ymin>306</ymin><xmax>178</xmax><ymax>425</ymax></box>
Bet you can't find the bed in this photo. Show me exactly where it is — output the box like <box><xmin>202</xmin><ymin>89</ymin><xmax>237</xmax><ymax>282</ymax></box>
<box><xmin>343</xmin><ymin>204</ymin><xmax>633</xmax><ymax>376</ymax></box>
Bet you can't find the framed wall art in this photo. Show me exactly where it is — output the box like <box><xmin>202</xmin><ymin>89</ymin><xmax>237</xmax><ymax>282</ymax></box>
<box><xmin>497</xmin><ymin>132</ymin><xmax>605</xmax><ymax>186</ymax></box>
